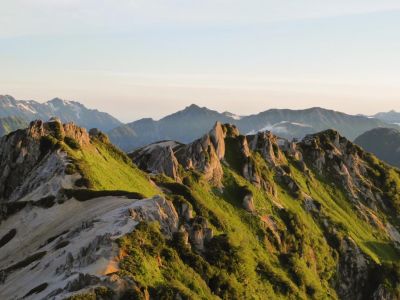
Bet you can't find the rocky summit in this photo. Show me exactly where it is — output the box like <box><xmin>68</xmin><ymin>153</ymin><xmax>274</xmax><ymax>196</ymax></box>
<box><xmin>1</xmin><ymin>120</ymin><xmax>400</xmax><ymax>299</ymax></box>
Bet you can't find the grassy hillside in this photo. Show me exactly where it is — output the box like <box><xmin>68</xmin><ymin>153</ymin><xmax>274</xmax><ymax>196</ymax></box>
<box><xmin>101</xmin><ymin>128</ymin><xmax>400</xmax><ymax>300</ymax></box>
<box><xmin>38</xmin><ymin>123</ymin><xmax>159</xmax><ymax>198</ymax></box>
<box><xmin>66</xmin><ymin>139</ymin><xmax>159</xmax><ymax>198</ymax></box>
<box><xmin>36</xmin><ymin>122</ymin><xmax>400</xmax><ymax>299</ymax></box>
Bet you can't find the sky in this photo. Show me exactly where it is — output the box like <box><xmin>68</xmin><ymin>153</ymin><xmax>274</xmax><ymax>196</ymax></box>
<box><xmin>1</xmin><ymin>0</ymin><xmax>400</xmax><ymax>122</ymax></box>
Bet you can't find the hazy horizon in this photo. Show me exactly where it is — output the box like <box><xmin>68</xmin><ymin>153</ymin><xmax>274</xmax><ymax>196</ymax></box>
<box><xmin>1</xmin><ymin>1</ymin><xmax>400</xmax><ymax>121</ymax></box>
<box><xmin>2</xmin><ymin>93</ymin><xmax>398</xmax><ymax>123</ymax></box>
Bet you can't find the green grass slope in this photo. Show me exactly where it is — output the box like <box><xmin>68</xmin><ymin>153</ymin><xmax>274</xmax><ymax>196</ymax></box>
<box><xmin>54</xmin><ymin>124</ymin><xmax>400</xmax><ymax>300</ymax></box>
<box><xmin>37</xmin><ymin>122</ymin><xmax>159</xmax><ymax>198</ymax></box>
<box><xmin>105</xmin><ymin>129</ymin><xmax>400</xmax><ymax>300</ymax></box>
<box><xmin>66</xmin><ymin>138</ymin><xmax>158</xmax><ymax>197</ymax></box>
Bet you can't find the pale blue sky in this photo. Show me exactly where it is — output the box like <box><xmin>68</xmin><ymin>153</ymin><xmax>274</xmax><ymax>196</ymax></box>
<box><xmin>1</xmin><ymin>1</ymin><xmax>400</xmax><ymax>121</ymax></box>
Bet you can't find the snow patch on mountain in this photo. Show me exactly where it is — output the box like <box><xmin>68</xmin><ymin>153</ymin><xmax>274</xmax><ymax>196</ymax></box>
<box><xmin>247</xmin><ymin>121</ymin><xmax>312</xmax><ymax>135</ymax></box>
<box><xmin>0</xmin><ymin>95</ymin><xmax>122</xmax><ymax>132</ymax></box>
<box><xmin>17</xmin><ymin>103</ymin><xmax>37</xmax><ymax>114</ymax></box>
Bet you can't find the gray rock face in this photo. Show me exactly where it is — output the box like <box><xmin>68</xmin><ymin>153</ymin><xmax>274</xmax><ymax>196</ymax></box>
<box><xmin>130</xmin><ymin>141</ymin><xmax>182</xmax><ymax>182</ymax></box>
<box><xmin>187</xmin><ymin>217</ymin><xmax>213</xmax><ymax>252</ymax></box>
<box><xmin>131</xmin><ymin>122</ymin><xmax>227</xmax><ymax>186</ymax></box>
<box><xmin>0</xmin><ymin>194</ymin><xmax>179</xmax><ymax>300</ymax></box>
<box><xmin>0</xmin><ymin>124</ymin><xmax>43</xmax><ymax>201</ymax></box>
<box><xmin>0</xmin><ymin>119</ymin><xmax>90</xmax><ymax>202</ymax></box>
<box><xmin>131</xmin><ymin>123</ymin><xmax>283</xmax><ymax>196</ymax></box>
<box><xmin>128</xmin><ymin>195</ymin><xmax>179</xmax><ymax>238</ymax></box>
<box><xmin>242</xmin><ymin>193</ymin><xmax>255</xmax><ymax>212</ymax></box>
<box><xmin>336</xmin><ymin>237</ymin><xmax>371</xmax><ymax>300</ymax></box>
<box><xmin>247</xmin><ymin>131</ymin><xmax>284</xmax><ymax>166</ymax></box>
<box><xmin>180</xmin><ymin>202</ymin><xmax>193</xmax><ymax>222</ymax></box>
<box><xmin>299</xmin><ymin>130</ymin><xmax>384</xmax><ymax>206</ymax></box>
<box><xmin>178</xmin><ymin>133</ymin><xmax>224</xmax><ymax>186</ymax></box>
<box><xmin>209</xmin><ymin>121</ymin><xmax>226</xmax><ymax>160</ymax></box>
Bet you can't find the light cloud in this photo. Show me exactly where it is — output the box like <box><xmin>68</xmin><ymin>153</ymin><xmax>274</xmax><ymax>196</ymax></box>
<box><xmin>2</xmin><ymin>0</ymin><xmax>400</xmax><ymax>37</ymax></box>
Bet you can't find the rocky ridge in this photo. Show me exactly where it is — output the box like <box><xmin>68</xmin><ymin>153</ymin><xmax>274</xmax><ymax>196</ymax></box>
<box><xmin>0</xmin><ymin>118</ymin><xmax>90</xmax><ymax>202</ymax></box>
<box><xmin>2</xmin><ymin>120</ymin><xmax>400</xmax><ymax>299</ymax></box>
<box><xmin>0</xmin><ymin>120</ymin><xmax>180</xmax><ymax>299</ymax></box>
<box><xmin>131</xmin><ymin>122</ymin><xmax>400</xmax><ymax>299</ymax></box>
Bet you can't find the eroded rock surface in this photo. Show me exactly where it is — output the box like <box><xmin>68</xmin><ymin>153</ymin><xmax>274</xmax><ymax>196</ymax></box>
<box><xmin>0</xmin><ymin>195</ymin><xmax>178</xmax><ymax>299</ymax></box>
<box><xmin>0</xmin><ymin>119</ymin><xmax>89</xmax><ymax>202</ymax></box>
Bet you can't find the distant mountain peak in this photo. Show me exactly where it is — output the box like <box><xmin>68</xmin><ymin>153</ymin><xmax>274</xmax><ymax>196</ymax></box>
<box><xmin>47</xmin><ymin>97</ymin><xmax>82</xmax><ymax>107</ymax></box>
<box><xmin>48</xmin><ymin>97</ymin><xmax>69</xmax><ymax>104</ymax></box>
<box><xmin>110</xmin><ymin>104</ymin><xmax>399</xmax><ymax>151</ymax></box>
<box><xmin>0</xmin><ymin>95</ymin><xmax>122</xmax><ymax>132</ymax></box>
<box><xmin>163</xmin><ymin>104</ymin><xmax>219</xmax><ymax>120</ymax></box>
<box><xmin>183</xmin><ymin>103</ymin><xmax>207</xmax><ymax>112</ymax></box>
<box><xmin>0</xmin><ymin>94</ymin><xmax>17</xmax><ymax>105</ymax></box>
<box><xmin>373</xmin><ymin>110</ymin><xmax>400</xmax><ymax>124</ymax></box>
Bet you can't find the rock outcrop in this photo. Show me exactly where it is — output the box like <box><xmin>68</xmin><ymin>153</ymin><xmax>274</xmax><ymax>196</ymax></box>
<box><xmin>299</xmin><ymin>130</ymin><xmax>387</xmax><ymax>210</ymax></box>
<box><xmin>0</xmin><ymin>119</ymin><xmax>90</xmax><ymax>202</ymax></box>
<box><xmin>209</xmin><ymin>121</ymin><xmax>226</xmax><ymax>160</ymax></box>
<box><xmin>128</xmin><ymin>195</ymin><xmax>179</xmax><ymax>237</ymax></box>
<box><xmin>242</xmin><ymin>193</ymin><xmax>255</xmax><ymax>212</ymax></box>
<box><xmin>131</xmin><ymin>122</ymin><xmax>228</xmax><ymax>186</ymax></box>
<box><xmin>247</xmin><ymin>131</ymin><xmax>285</xmax><ymax>166</ymax></box>
<box><xmin>335</xmin><ymin>237</ymin><xmax>371</xmax><ymax>300</ymax></box>
<box><xmin>178</xmin><ymin>133</ymin><xmax>224</xmax><ymax>185</ymax></box>
<box><xmin>130</xmin><ymin>141</ymin><xmax>182</xmax><ymax>182</ymax></box>
<box><xmin>187</xmin><ymin>217</ymin><xmax>213</xmax><ymax>252</ymax></box>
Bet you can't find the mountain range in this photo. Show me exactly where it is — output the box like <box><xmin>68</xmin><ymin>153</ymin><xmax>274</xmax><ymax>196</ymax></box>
<box><xmin>108</xmin><ymin>104</ymin><xmax>398</xmax><ymax>151</ymax></box>
<box><xmin>0</xmin><ymin>95</ymin><xmax>122</xmax><ymax>132</ymax></box>
<box><xmin>1</xmin><ymin>118</ymin><xmax>400</xmax><ymax>299</ymax></box>
<box><xmin>372</xmin><ymin>110</ymin><xmax>400</xmax><ymax>125</ymax></box>
<box><xmin>2</xmin><ymin>94</ymin><xmax>400</xmax><ymax>170</ymax></box>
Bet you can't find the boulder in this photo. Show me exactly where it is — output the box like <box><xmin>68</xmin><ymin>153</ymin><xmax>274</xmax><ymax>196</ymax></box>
<box><xmin>243</xmin><ymin>193</ymin><xmax>255</xmax><ymax>212</ymax></box>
